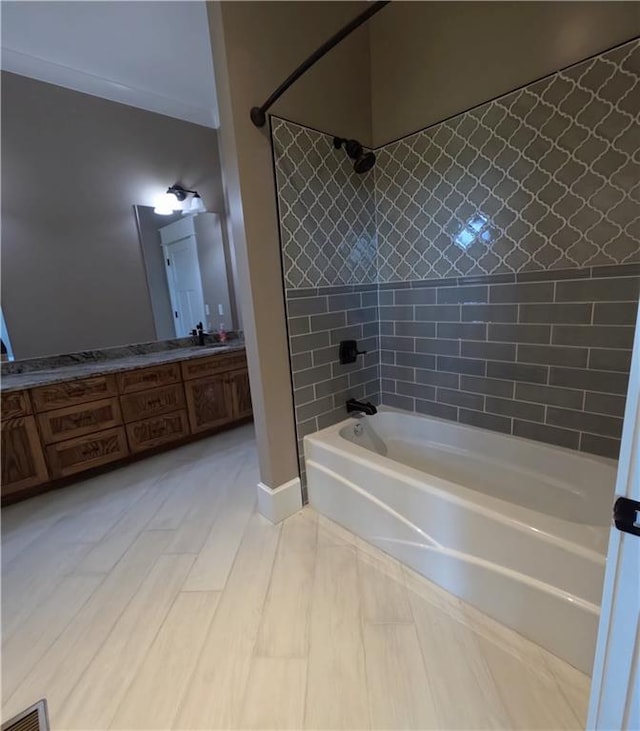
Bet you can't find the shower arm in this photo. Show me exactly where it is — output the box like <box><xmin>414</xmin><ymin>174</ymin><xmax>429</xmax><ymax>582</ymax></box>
<box><xmin>250</xmin><ymin>1</ymin><xmax>390</xmax><ymax>128</ymax></box>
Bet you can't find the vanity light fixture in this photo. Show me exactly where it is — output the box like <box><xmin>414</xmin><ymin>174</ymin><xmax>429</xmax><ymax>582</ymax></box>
<box><xmin>154</xmin><ymin>183</ymin><xmax>207</xmax><ymax>216</ymax></box>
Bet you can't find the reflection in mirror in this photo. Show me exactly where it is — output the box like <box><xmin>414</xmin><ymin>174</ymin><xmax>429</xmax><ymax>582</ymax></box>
<box><xmin>134</xmin><ymin>207</ymin><xmax>236</xmax><ymax>341</ymax></box>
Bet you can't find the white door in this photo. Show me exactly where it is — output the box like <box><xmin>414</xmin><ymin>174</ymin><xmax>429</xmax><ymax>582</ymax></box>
<box><xmin>587</xmin><ymin>302</ymin><xmax>640</xmax><ymax>730</ymax></box>
<box><xmin>162</xmin><ymin>235</ymin><xmax>206</xmax><ymax>338</ymax></box>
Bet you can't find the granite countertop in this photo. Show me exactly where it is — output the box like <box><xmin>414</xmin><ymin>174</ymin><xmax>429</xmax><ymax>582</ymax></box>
<box><xmin>1</xmin><ymin>343</ymin><xmax>246</xmax><ymax>392</ymax></box>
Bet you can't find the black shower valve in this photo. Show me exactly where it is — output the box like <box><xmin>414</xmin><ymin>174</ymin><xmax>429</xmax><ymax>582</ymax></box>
<box><xmin>339</xmin><ymin>339</ymin><xmax>368</xmax><ymax>365</ymax></box>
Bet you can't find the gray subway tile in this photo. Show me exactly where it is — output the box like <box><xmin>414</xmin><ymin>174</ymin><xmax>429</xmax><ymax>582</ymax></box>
<box><xmin>485</xmin><ymin>397</ymin><xmax>545</xmax><ymax>422</ymax></box>
<box><xmin>461</xmin><ymin>341</ymin><xmax>516</xmax><ymax>361</ymax></box>
<box><xmin>552</xmin><ymin>325</ymin><xmax>635</xmax><ymax>349</ymax></box>
<box><xmin>415</xmin><ymin>305</ymin><xmax>460</xmax><ymax>321</ymax></box>
<box><xmin>291</xmin><ymin>352</ymin><xmax>313</xmax><ymax>372</ymax></box>
<box><xmin>593</xmin><ymin>302</ymin><xmax>638</xmax><ymax>325</ymax></box>
<box><xmin>379</xmin><ymin>281</ymin><xmax>411</xmax><ymax>290</ymax></box>
<box><xmin>287</xmin><ymin>288</ymin><xmax>319</xmax><ymax>299</ymax></box>
<box><xmin>415</xmin><ymin>399</ymin><xmax>458</xmax><ymax>420</ymax></box>
<box><xmin>415</xmin><ymin>338</ymin><xmax>460</xmax><ymax>355</ymax></box>
<box><xmin>296</xmin><ymin>394</ymin><xmax>335</xmax><ymax>422</ymax></box>
<box><xmin>437</xmin><ymin>388</ymin><xmax>484</xmax><ymax>410</ymax></box>
<box><xmin>519</xmin><ymin>303</ymin><xmax>593</xmax><ymax>324</ymax></box>
<box><xmin>579</xmin><ymin>433</ymin><xmax>620</xmax><ymax>460</ymax></box>
<box><xmin>333</xmin><ymin>386</ymin><xmax>365</xmax><ymax>409</ymax></box>
<box><xmin>416</xmin><ymin>369</ymin><xmax>460</xmax><ymax>388</ymax></box>
<box><xmin>437</xmin><ymin>285</ymin><xmax>488</xmax><ymax>304</ymax></box>
<box><xmin>412</xmin><ymin>277</ymin><xmax>458</xmax><ymax>288</ymax></box>
<box><xmin>317</xmin><ymin>407</ymin><xmax>350</xmax><ymax>430</ymax></box>
<box><xmin>296</xmin><ymin>418</ymin><xmax>317</xmax><ymax>439</ymax></box>
<box><xmin>350</xmin><ymin>365</ymin><xmax>380</xmax><ymax>386</ymax></box>
<box><xmin>290</xmin><ymin>331</ymin><xmax>330</xmax><ymax>354</ymax></box>
<box><xmin>437</xmin><ymin>356</ymin><xmax>486</xmax><ymax>375</ymax></box>
<box><xmin>489</xmin><ymin>281</ymin><xmax>555</xmax><ymax>303</ymax></box>
<box><xmin>381</xmin><ymin>335</ymin><xmax>415</xmax><ymax>352</ymax></box>
<box><xmin>288</xmin><ymin>296</ymin><xmax>327</xmax><ymax>317</ymax></box>
<box><xmin>550</xmin><ymin>367</ymin><xmax>629</xmax><ymax>395</ymax></box>
<box><xmin>395</xmin><ymin>289</ymin><xmax>436</xmax><ymax>305</ymax></box>
<box><xmin>294</xmin><ymin>385</ymin><xmax>315</xmax><ymax>406</ymax></box>
<box><xmin>382</xmin><ymin>364</ymin><xmax>415</xmax><ymax>381</ymax></box>
<box><xmin>461</xmin><ymin>304</ymin><xmax>518</xmax><ymax>322</ymax></box>
<box><xmin>513</xmin><ymin>420</ymin><xmax>579</xmax><ymax>449</ymax></box>
<box><xmin>379</xmin><ymin>291</ymin><xmax>394</xmax><ymax>305</ymax></box>
<box><xmin>437</xmin><ymin>322</ymin><xmax>487</xmax><ymax>340</ymax></box>
<box><xmin>347</xmin><ymin>307</ymin><xmax>378</xmax><ymax>325</ymax></box>
<box><xmin>460</xmin><ymin>375</ymin><xmax>514</xmax><ymax>398</ymax></box>
<box><xmin>381</xmin><ymin>350</ymin><xmax>395</xmax><ymax>364</ymax></box>
<box><xmin>515</xmin><ymin>382</ymin><xmax>583</xmax><ymax>409</ymax></box>
<box><xmin>289</xmin><ymin>316</ymin><xmax>310</xmax><ymax>336</ymax></box>
<box><xmin>460</xmin><ymin>273</ymin><xmax>515</xmax><ymax>285</ymax></box>
<box><xmin>310</xmin><ymin>312</ymin><xmax>347</xmax><ymax>332</ymax></box>
<box><xmin>328</xmin><ymin>293</ymin><xmax>361</xmax><ymax>311</ymax></box>
<box><xmin>489</xmin><ymin>324</ymin><xmax>551</xmax><ymax>344</ymax></box>
<box><xmin>380</xmin><ymin>322</ymin><xmax>394</xmax><ymax>336</ymax></box>
<box><xmin>293</xmin><ymin>363</ymin><xmax>332</xmax><ymax>389</ymax></box>
<box><xmin>379</xmin><ymin>305</ymin><xmax>415</xmax><ymax>320</ymax></box>
<box><xmin>395</xmin><ymin>322</ymin><xmax>436</xmax><ymax>338</ymax></box>
<box><xmin>396</xmin><ymin>381</ymin><xmax>437</xmax><ymax>401</ymax></box>
<box><xmin>555</xmin><ymin>277</ymin><xmax>640</xmax><ymax>302</ymax></box>
<box><xmin>313</xmin><ymin>345</ymin><xmax>340</xmax><ymax>367</ymax></box>
<box><xmin>516</xmin><ymin>268</ymin><xmax>590</xmax><ymax>282</ymax></box>
<box><xmin>382</xmin><ymin>393</ymin><xmax>415</xmax><ymax>411</ymax></box>
<box><xmin>362</xmin><ymin>291</ymin><xmax>378</xmax><ymax>307</ymax></box>
<box><xmin>318</xmin><ymin>285</ymin><xmax>354</xmax><ymax>295</ymax></box>
<box><xmin>486</xmin><ymin>361</ymin><xmax>548</xmax><ymax>384</ymax></box>
<box><xmin>363</xmin><ymin>323</ymin><xmax>379</xmax><ymax>339</ymax></box>
<box><xmin>591</xmin><ymin>263</ymin><xmax>640</xmax><ymax>278</ymax></box>
<box><xmin>459</xmin><ymin>409</ymin><xmax>512</xmax><ymax>434</ymax></box>
<box><xmin>546</xmin><ymin>407</ymin><xmax>623</xmax><ymax>439</ymax></box>
<box><xmin>314</xmin><ymin>375</ymin><xmax>349</xmax><ymax>399</ymax></box>
<box><xmin>584</xmin><ymin>391</ymin><xmax>627</xmax><ymax>418</ymax></box>
<box><xmin>395</xmin><ymin>352</ymin><xmax>437</xmax><ymax>370</ymax></box>
<box><xmin>381</xmin><ymin>378</ymin><xmax>396</xmax><ymax>393</ymax></box>
<box><xmin>517</xmin><ymin>344</ymin><xmax>588</xmax><ymax>368</ymax></box>
<box><xmin>330</xmin><ymin>325</ymin><xmax>363</xmax><ymax>345</ymax></box>
<box><xmin>588</xmin><ymin>348</ymin><xmax>632</xmax><ymax>372</ymax></box>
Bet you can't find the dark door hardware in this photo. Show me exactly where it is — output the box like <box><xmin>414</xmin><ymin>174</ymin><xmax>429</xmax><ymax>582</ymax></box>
<box><xmin>613</xmin><ymin>496</ymin><xmax>640</xmax><ymax>537</ymax></box>
<box><xmin>339</xmin><ymin>340</ymin><xmax>367</xmax><ymax>365</ymax></box>
<box><xmin>250</xmin><ymin>1</ymin><xmax>390</xmax><ymax>128</ymax></box>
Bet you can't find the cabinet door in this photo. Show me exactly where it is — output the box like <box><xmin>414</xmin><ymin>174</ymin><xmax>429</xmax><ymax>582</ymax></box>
<box><xmin>228</xmin><ymin>369</ymin><xmax>253</xmax><ymax>419</ymax></box>
<box><xmin>1</xmin><ymin>390</ymin><xmax>32</xmax><ymax>421</ymax></box>
<box><xmin>1</xmin><ymin>416</ymin><xmax>49</xmax><ymax>496</ymax></box>
<box><xmin>184</xmin><ymin>375</ymin><xmax>234</xmax><ymax>434</ymax></box>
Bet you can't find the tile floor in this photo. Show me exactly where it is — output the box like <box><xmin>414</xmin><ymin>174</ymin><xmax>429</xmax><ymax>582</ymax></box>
<box><xmin>2</xmin><ymin>423</ymin><xmax>591</xmax><ymax>729</ymax></box>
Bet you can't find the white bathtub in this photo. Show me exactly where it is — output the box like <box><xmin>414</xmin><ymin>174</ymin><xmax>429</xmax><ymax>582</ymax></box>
<box><xmin>304</xmin><ymin>408</ymin><xmax>617</xmax><ymax>674</ymax></box>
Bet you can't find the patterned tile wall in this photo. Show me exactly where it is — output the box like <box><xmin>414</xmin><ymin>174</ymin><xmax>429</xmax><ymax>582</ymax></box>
<box><xmin>375</xmin><ymin>39</ymin><xmax>640</xmax><ymax>282</ymax></box>
<box><xmin>379</xmin><ymin>264</ymin><xmax>638</xmax><ymax>459</ymax></box>
<box><xmin>286</xmin><ymin>284</ymin><xmax>380</xmax><ymax>491</ymax></box>
<box><xmin>272</xmin><ymin>118</ymin><xmax>377</xmax><ymax>289</ymax></box>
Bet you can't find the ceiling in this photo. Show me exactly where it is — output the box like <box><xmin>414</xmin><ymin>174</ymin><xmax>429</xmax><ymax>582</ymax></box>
<box><xmin>0</xmin><ymin>1</ymin><xmax>218</xmax><ymax>128</ymax></box>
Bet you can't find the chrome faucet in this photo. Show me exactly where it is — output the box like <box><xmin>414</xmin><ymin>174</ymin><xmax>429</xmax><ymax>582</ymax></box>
<box><xmin>346</xmin><ymin>398</ymin><xmax>377</xmax><ymax>417</ymax></box>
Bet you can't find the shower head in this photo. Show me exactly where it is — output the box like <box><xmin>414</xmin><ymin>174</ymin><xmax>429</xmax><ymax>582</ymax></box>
<box><xmin>333</xmin><ymin>136</ymin><xmax>375</xmax><ymax>174</ymax></box>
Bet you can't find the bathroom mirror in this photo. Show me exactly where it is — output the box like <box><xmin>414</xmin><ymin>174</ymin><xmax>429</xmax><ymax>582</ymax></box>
<box><xmin>134</xmin><ymin>206</ymin><xmax>236</xmax><ymax>341</ymax></box>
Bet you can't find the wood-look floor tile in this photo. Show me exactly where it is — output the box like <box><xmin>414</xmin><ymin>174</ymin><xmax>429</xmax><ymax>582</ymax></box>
<box><xmin>110</xmin><ymin>590</ymin><xmax>220</xmax><ymax>730</ymax></box>
<box><xmin>54</xmin><ymin>553</ymin><xmax>195</xmax><ymax>730</ymax></box>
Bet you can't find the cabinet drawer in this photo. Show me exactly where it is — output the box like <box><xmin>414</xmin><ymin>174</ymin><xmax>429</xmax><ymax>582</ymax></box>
<box><xmin>46</xmin><ymin>426</ymin><xmax>129</xmax><ymax>479</ymax></box>
<box><xmin>116</xmin><ymin>364</ymin><xmax>181</xmax><ymax>394</ymax></box>
<box><xmin>1</xmin><ymin>390</ymin><xmax>32</xmax><ymax>420</ymax></box>
<box><xmin>1</xmin><ymin>416</ymin><xmax>49</xmax><ymax>495</ymax></box>
<box><xmin>126</xmin><ymin>410</ymin><xmax>189</xmax><ymax>453</ymax></box>
<box><xmin>120</xmin><ymin>384</ymin><xmax>185</xmax><ymax>423</ymax></box>
<box><xmin>181</xmin><ymin>351</ymin><xmax>247</xmax><ymax>381</ymax></box>
<box><xmin>38</xmin><ymin>397</ymin><xmax>123</xmax><ymax>445</ymax></box>
<box><xmin>31</xmin><ymin>375</ymin><xmax>118</xmax><ymax>412</ymax></box>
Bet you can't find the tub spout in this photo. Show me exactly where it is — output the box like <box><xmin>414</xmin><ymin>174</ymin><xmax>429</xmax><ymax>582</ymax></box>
<box><xmin>346</xmin><ymin>398</ymin><xmax>377</xmax><ymax>416</ymax></box>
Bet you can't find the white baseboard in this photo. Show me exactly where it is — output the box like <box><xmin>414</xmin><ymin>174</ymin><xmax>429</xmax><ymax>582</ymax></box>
<box><xmin>257</xmin><ymin>477</ymin><xmax>303</xmax><ymax>524</ymax></box>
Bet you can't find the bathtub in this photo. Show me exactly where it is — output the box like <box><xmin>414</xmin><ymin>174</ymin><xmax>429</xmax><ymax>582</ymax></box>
<box><xmin>304</xmin><ymin>408</ymin><xmax>617</xmax><ymax>674</ymax></box>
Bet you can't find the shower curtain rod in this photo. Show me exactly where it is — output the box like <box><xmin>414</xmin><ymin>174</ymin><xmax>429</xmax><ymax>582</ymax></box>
<box><xmin>250</xmin><ymin>1</ymin><xmax>391</xmax><ymax>128</ymax></box>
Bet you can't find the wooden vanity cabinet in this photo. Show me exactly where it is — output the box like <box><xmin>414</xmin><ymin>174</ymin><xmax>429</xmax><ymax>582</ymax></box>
<box><xmin>1</xmin><ymin>414</ymin><xmax>49</xmax><ymax>495</ymax></box>
<box><xmin>1</xmin><ymin>349</ymin><xmax>250</xmax><ymax>502</ymax></box>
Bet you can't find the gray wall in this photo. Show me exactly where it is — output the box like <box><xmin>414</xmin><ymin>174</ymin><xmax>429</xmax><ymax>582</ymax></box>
<box><xmin>369</xmin><ymin>1</ymin><xmax>640</xmax><ymax>146</ymax></box>
<box><xmin>1</xmin><ymin>71</ymin><xmax>227</xmax><ymax>359</ymax></box>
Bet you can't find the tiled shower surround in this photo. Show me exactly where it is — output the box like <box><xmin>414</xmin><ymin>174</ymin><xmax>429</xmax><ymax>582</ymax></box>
<box><xmin>272</xmin><ymin>40</ymin><xmax>640</xmax><ymax>484</ymax></box>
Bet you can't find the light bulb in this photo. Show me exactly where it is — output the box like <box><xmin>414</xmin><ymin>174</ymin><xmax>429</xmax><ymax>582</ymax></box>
<box><xmin>190</xmin><ymin>193</ymin><xmax>206</xmax><ymax>213</ymax></box>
